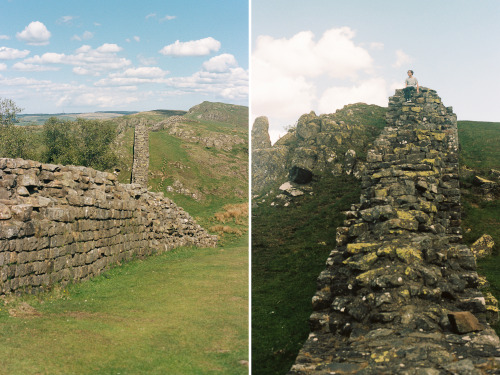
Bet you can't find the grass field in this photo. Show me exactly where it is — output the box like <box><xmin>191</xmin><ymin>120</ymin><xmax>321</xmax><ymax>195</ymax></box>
<box><xmin>251</xmin><ymin>175</ymin><xmax>360</xmax><ymax>374</ymax></box>
<box><xmin>0</xmin><ymin>237</ymin><xmax>248</xmax><ymax>375</ymax></box>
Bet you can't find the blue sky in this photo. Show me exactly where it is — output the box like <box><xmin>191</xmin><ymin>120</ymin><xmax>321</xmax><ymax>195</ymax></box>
<box><xmin>0</xmin><ymin>0</ymin><xmax>248</xmax><ymax>113</ymax></box>
<box><xmin>251</xmin><ymin>0</ymin><xmax>500</xmax><ymax>142</ymax></box>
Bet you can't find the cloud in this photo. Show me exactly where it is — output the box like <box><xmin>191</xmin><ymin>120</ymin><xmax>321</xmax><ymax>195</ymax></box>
<box><xmin>159</xmin><ymin>37</ymin><xmax>221</xmax><ymax>56</ymax></box>
<box><xmin>252</xmin><ymin>27</ymin><xmax>389</xmax><ymax>138</ymax></box>
<box><xmin>16</xmin><ymin>21</ymin><xmax>51</xmax><ymax>46</ymax></box>
<box><xmin>0</xmin><ymin>46</ymin><xmax>30</xmax><ymax>59</ymax></box>
<box><xmin>251</xmin><ymin>56</ymin><xmax>316</xmax><ymax>123</ymax></box>
<box><xmin>12</xmin><ymin>62</ymin><xmax>60</xmax><ymax>71</ymax></box>
<box><xmin>0</xmin><ymin>63</ymin><xmax>6</xmax><ymax>71</ymax></box>
<box><xmin>0</xmin><ymin>35</ymin><xmax>10</xmax><ymax>40</ymax></box>
<box><xmin>370</xmin><ymin>42</ymin><xmax>384</xmax><ymax>50</ymax></box>
<box><xmin>22</xmin><ymin>43</ymin><xmax>130</xmax><ymax>74</ymax></box>
<box><xmin>57</xmin><ymin>16</ymin><xmax>75</xmax><ymax>25</ymax></box>
<box><xmin>202</xmin><ymin>54</ymin><xmax>238</xmax><ymax>73</ymax></box>
<box><xmin>71</xmin><ymin>31</ymin><xmax>94</xmax><ymax>41</ymax></box>
<box><xmin>393</xmin><ymin>49</ymin><xmax>413</xmax><ymax>68</ymax></box>
<box><xmin>160</xmin><ymin>15</ymin><xmax>176</xmax><ymax>22</ymax></box>
<box><xmin>145</xmin><ymin>13</ymin><xmax>156</xmax><ymax>19</ymax></box>
<box><xmin>94</xmin><ymin>66</ymin><xmax>169</xmax><ymax>86</ymax></box>
<box><xmin>318</xmin><ymin>77</ymin><xmax>388</xmax><ymax>113</ymax></box>
<box><xmin>253</xmin><ymin>28</ymin><xmax>373</xmax><ymax>80</ymax></box>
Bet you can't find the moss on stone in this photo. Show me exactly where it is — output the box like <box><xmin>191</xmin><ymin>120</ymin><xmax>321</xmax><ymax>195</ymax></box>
<box><xmin>347</xmin><ymin>242</ymin><xmax>380</xmax><ymax>254</ymax></box>
<box><xmin>396</xmin><ymin>246</ymin><xmax>422</xmax><ymax>263</ymax></box>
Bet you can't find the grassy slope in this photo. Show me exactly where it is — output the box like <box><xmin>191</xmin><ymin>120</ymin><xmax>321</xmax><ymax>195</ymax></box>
<box><xmin>251</xmin><ymin>175</ymin><xmax>360</xmax><ymax>374</ymax></box>
<box><xmin>457</xmin><ymin>120</ymin><xmax>500</xmax><ymax>335</ymax></box>
<box><xmin>251</xmin><ymin>117</ymin><xmax>500</xmax><ymax>375</ymax></box>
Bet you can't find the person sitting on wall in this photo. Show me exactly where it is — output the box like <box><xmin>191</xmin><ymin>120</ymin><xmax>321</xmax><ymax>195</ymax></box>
<box><xmin>403</xmin><ymin>70</ymin><xmax>419</xmax><ymax>102</ymax></box>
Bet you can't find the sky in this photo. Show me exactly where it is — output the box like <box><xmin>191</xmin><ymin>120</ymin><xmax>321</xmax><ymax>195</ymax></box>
<box><xmin>251</xmin><ymin>0</ymin><xmax>500</xmax><ymax>143</ymax></box>
<box><xmin>0</xmin><ymin>0</ymin><xmax>248</xmax><ymax>114</ymax></box>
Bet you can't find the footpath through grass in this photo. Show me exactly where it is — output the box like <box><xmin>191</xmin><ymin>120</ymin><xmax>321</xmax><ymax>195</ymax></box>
<box><xmin>0</xmin><ymin>237</ymin><xmax>248</xmax><ymax>375</ymax></box>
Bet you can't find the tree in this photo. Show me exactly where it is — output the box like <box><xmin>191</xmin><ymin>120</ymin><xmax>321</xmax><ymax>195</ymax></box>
<box><xmin>0</xmin><ymin>98</ymin><xmax>22</xmax><ymax>127</ymax></box>
<box><xmin>43</xmin><ymin>117</ymin><xmax>118</xmax><ymax>171</ymax></box>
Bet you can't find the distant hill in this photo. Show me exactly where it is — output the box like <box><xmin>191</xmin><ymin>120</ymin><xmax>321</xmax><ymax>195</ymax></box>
<box><xmin>185</xmin><ymin>101</ymin><xmax>249</xmax><ymax>129</ymax></box>
<box><xmin>109</xmin><ymin>101</ymin><xmax>248</xmax><ymax>233</ymax></box>
<box><xmin>17</xmin><ymin>111</ymin><xmax>139</xmax><ymax>125</ymax></box>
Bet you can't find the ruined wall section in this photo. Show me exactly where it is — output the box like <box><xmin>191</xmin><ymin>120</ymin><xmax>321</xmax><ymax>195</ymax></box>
<box><xmin>131</xmin><ymin>119</ymin><xmax>149</xmax><ymax>187</ymax></box>
<box><xmin>0</xmin><ymin>158</ymin><xmax>217</xmax><ymax>295</ymax></box>
<box><xmin>290</xmin><ymin>88</ymin><xmax>500</xmax><ymax>374</ymax></box>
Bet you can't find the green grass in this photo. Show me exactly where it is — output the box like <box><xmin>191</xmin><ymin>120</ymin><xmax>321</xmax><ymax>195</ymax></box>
<box><xmin>251</xmin><ymin>175</ymin><xmax>360</xmax><ymax>375</ymax></box>
<box><xmin>458</xmin><ymin>120</ymin><xmax>500</xmax><ymax>172</ymax></box>
<box><xmin>0</xmin><ymin>238</ymin><xmax>248</xmax><ymax>375</ymax></box>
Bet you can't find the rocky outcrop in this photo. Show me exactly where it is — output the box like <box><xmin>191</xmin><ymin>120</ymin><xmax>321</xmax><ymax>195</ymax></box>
<box><xmin>131</xmin><ymin>119</ymin><xmax>149</xmax><ymax>187</ymax></box>
<box><xmin>289</xmin><ymin>88</ymin><xmax>500</xmax><ymax>374</ymax></box>
<box><xmin>152</xmin><ymin>116</ymin><xmax>245</xmax><ymax>152</ymax></box>
<box><xmin>251</xmin><ymin>116</ymin><xmax>272</xmax><ymax>149</ymax></box>
<box><xmin>0</xmin><ymin>158</ymin><xmax>217</xmax><ymax>295</ymax></box>
<box><xmin>251</xmin><ymin>104</ymin><xmax>387</xmax><ymax>196</ymax></box>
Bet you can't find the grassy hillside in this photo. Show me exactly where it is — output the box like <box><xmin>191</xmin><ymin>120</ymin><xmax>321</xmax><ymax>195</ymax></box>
<box><xmin>252</xmin><ymin>115</ymin><xmax>500</xmax><ymax>374</ymax></box>
<box><xmin>111</xmin><ymin>103</ymin><xmax>248</xmax><ymax>235</ymax></box>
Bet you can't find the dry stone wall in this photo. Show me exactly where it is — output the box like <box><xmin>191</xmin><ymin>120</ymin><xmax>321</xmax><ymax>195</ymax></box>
<box><xmin>290</xmin><ymin>88</ymin><xmax>500</xmax><ymax>374</ymax></box>
<box><xmin>131</xmin><ymin>119</ymin><xmax>149</xmax><ymax>187</ymax></box>
<box><xmin>0</xmin><ymin>158</ymin><xmax>217</xmax><ymax>295</ymax></box>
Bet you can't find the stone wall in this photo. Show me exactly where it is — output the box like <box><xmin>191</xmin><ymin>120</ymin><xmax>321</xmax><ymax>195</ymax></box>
<box><xmin>290</xmin><ymin>88</ymin><xmax>500</xmax><ymax>373</ymax></box>
<box><xmin>131</xmin><ymin>119</ymin><xmax>149</xmax><ymax>187</ymax></box>
<box><xmin>0</xmin><ymin>158</ymin><xmax>217</xmax><ymax>295</ymax></box>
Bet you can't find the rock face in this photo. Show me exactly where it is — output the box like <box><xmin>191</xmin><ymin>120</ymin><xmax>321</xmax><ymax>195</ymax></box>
<box><xmin>0</xmin><ymin>158</ymin><xmax>217</xmax><ymax>295</ymax></box>
<box><xmin>289</xmin><ymin>88</ymin><xmax>500</xmax><ymax>373</ymax></box>
<box><xmin>251</xmin><ymin>104</ymin><xmax>387</xmax><ymax>195</ymax></box>
<box><xmin>251</xmin><ymin>116</ymin><xmax>272</xmax><ymax>149</ymax></box>
<box><xmin>131</xmin><ymin>119</ymin><xmax>149</xmax><ymax>187</ymax></box>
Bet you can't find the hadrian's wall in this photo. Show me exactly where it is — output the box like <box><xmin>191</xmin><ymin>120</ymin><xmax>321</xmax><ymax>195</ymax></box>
<box><xmin>131</xmin><ymin>119</ymin><xmax>149</xmax><ymax>187</ymax></box>
<box><xmin>0</xmin><ymin>158</ymin><xmax>217</xmax><ymax>295</ymax></box>
<box><xmin>290</xmin><ymin>88</ymin><xmax>500</xmax><ymax>374</ymax></box>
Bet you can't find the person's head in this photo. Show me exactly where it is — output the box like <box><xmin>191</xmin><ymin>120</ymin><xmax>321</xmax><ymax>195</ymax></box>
<box><xmin>407</xmin><ymin>70</ymin><xmax>414</xmax><ymax>76</ymax></box>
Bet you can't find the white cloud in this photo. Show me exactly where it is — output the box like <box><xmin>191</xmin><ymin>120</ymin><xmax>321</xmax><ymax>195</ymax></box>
<box><xmin>93</xmin><ymin>66</ymin><xmax>169</xmax><ymax>86</ymax></box>
<box><xmin>0</xmin><ymin>46</ymin><xmax>30</xmax><ymax>59</ymax></box>
<box><xmin>252</xmin><ymin>27</ymin><xmax>386</xmax><ymax>136</ymax></box>
<box><xmin>0</xmin><ymin>63</ymin><xmax>6</xmax><ymax>71</ymax></box>
<box><xmin>145</xmin><ymin>13</ymin><xmax>156</xmax><ymax>19</ymax></box>
<box><xmin>370</xmin><ymin>42</ymin><xmax>384</xmax><ymax>50</ymax></box>
<box><xmin>16</xmin><ymin>21</ymin><xmax>51</xmax><ymax>46</ymax></box>
<box><xmin>162</xmin><ymin>66</ymin><xmax>248</xmax><ymax>100</ymax></box>
<box><xmin>138</xmin><ymin>55</ymin><xmax>157</xmax><ymax>66</ymax></box>
<box><xmin>159</xmin><ymin>37</ymin><xmax>221</xmax><ymax>56</ymax></box>
<box><xmin>160</xmin><ymin>15</ymin><xmax>176</xmax><ymax>22</ymax></box>
<box><xmin>12</xmin><ymin>62</ymin><xmax>60</xmax><ymax>71</ymax></box>
<box><xmin>0</xmin><ymin>35</ymin><xmax>10</xmax><ymax>40</ymax></box>
<box><xmin>202</xmin><ymin>54</ymin><xmax>238</xmax><ymax>73</ymax></box>
<box><xmin>57</xmin><ymin>15</ymin><xmax>75</xmax><ymax>24</ymax></box>
<box><xmin>318</xmin><ymin>77</ymin><xmax>388</xmax><ymax>114</ymax></box>
<box><xmin>72</xmin><ymin>31</ymin><xmax>94</xmax><ymax>41</ymax></box>
<box><xmin>133</xmin><ymin>36</ymin><xmax>140</xmax><ymax>42</ymax></box>
<box><xmin>393</xmin><ymin>49</ymin><xmax>413</xmax><ymax>68</ymax></box>
<box><xmin>22</xmin><ymin>43</ymin><xmax>130</xmax><ymax>74</ymax></box>
<box><xmin>253</xmin><ymin>28</ymin><xmax>373</xmax><ymax>80</ymax></box>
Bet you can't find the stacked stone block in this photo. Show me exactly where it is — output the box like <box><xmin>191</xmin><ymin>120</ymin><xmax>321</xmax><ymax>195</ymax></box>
<box><xmin>0</xmin><ymin>158</ymin><xmax>217</xmax><ymax>295</ymax></box>
<box><xmin>290</xmin><ymin>88</ymin><xmax>500</xmax><ymax>374</ymax></box>
<box><xmin>131</xmin><ymin>119</ymin><xmax>149</xmax><ymax>187</ymax></box>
